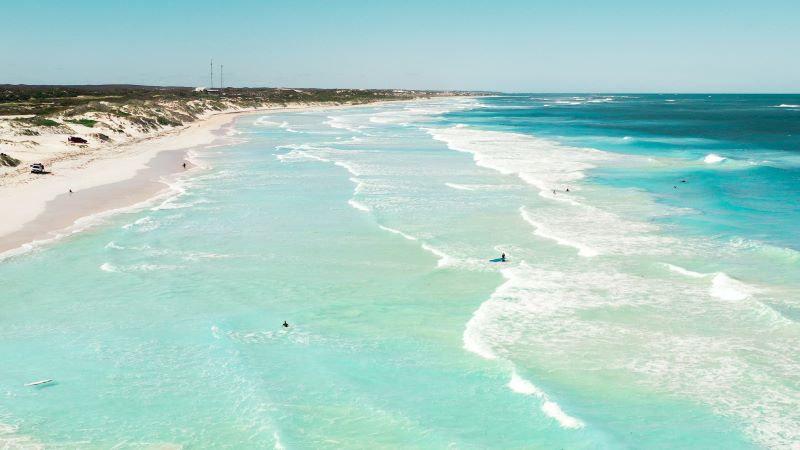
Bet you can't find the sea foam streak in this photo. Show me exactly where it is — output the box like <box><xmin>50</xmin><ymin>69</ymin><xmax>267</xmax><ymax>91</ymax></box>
<box><xmin>664</xmin><ymin>263</ymin><xmax>708</xmax><ymax>278</ymax></box>
<box><xmin>709</xmin><ymin>273</ymin><xmax>757</xmax><ymax>301</ymax></box>
<box><xmin>445</xmin><ymin>182</ymin><xmax>475</xmax><ymax>191</ymax></box>
<box><xmin>463</xmin><ymin>262</ymin><xmax>585</xmax><ymax>429</ymax></box>
<box><xmin>426</xmin><ymin>126</ymin><xmax>614</xmax><ymax>193</ymax></box>
<box><xmin>420</xmin><ymin>243</ymin><xmax>457</xmax><ymax>268</ymax></box>
<box><xmin>704</xmin><ymin>153</ymin><xmax>727</xmax><ymax>164</ymax></box>
<box><xmin>429</xmin><ymin>126</ymin><xmax>676</xmax><ymax>257</ymax></box>
<box><xmin>378</xmin><ymin>225</ymin><xmax>418</xmax><ymax>241</ymax></box>
<box><xmin>508</xmin><ymin>372</ymin><xmax>585</xmax><ymax>429</ymax></box>
<box><xmin>519</xmin><ymin>207</ymin><xmax>598</xmax><ymax>257</ymax></box>
<box><xmin>348</xmin><ymin>199</ymin><xmax>370</xmax><ymax>212</ymax></box>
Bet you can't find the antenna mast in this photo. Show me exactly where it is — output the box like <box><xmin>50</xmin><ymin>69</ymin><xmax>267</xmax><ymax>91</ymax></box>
<box><xmin>220</xmin><ymin>65</ymin><xmax>224</xmax><ymax>90</ymax></box>
<box><xmin>210</xmin><ymin>59</ymin><xmax>214</xmax><ymax>89</ymax></box>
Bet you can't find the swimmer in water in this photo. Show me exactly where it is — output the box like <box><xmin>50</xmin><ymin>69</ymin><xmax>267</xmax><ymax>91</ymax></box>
<box><xmin>282</xmin><ymin>320</ymin><xmax>289</xmax><ymax>328</ymax></box>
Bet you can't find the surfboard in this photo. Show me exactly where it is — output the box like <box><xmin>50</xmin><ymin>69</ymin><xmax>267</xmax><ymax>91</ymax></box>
<box><xmin>25</xmin><ymin>379</ymin><xmax>53</xmax><ymax>386</ymax></box>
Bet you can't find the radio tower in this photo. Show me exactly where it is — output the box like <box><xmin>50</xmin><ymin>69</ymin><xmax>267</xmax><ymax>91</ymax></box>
<box><xmin>220</xmin><ymin>65</ymin><xmax>224</xmax><ymax>90</ymax></box>
<box><xmin>210</xmin><ymin>59</ymin><xmax>214</xmax><ymax>89</ymax></box>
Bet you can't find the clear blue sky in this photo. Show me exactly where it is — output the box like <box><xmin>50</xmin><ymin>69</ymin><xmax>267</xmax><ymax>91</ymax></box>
<box><xmin>2</xmin><ymin>0</ymin><xmax>798</xmax><ymax>92</ymax></box>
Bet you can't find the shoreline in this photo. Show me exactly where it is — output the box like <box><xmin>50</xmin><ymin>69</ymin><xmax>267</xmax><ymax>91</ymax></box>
<box><xmin>0</xmin><ymin>100</ymin><xmax>420</xmax><ymax>256</ymax></box>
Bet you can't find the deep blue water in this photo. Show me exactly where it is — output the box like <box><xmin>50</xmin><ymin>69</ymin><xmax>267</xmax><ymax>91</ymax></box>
<box><xmin>445</xmin><ymin>94</ymin><xmax>800</xmax><ymax>250</ymax></box>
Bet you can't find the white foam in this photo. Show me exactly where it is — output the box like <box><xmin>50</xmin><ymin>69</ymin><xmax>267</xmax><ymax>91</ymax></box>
<box><xmin>425</xmin><ymin>126</ymin><xmax>628</xmax><ymax>198</ymax></box>
<box><xmin>519</xmin><ymin>207</ymin><xmax>598</xmax><ymax>257</ymax></box>
<box><xmin>508</xmin><ymin>371</ymin><xmax>541</xmax><ymax>395</ymax></box>
<box><xmin>334</xmin><ymin>161</ymin><xmax>361</xmax><ymax>177</ymax></box>
<box><xmin>378</xmin><ymin>225</ymin><xmax>418</xmax><ymax>241</ymax></box>
<box><xmin>541</xmin><ymin>400</ymin><xmax>585</xmax><ymax>429</ymax></box>
<box><xmin>508</xmin><ymin>371</ymin><xmax>585</xmax><ymax>429</ymax></box>
<box><xmin>277</xmin><ymin>149</ymin><xmax>330</xmax><ymax>163</ymax></box>
<box><xmin>421</xmin><ymin>243</ymin><xmax>457</xmax><ymax>268</ymax></box>
<box><xmin>279</xmin><ymin>121</ymin><xmax>300</xmax><ymax>133</ymax></box>
<box><xmin>0</xmin><ymin>422</ymin><xmax>45</xmax><ymax>450</ymax></box>
<box><xmin>105</xmin><ymin>241</ymin><xmax>126</xmax><ymax>250</ymax></box>
<box><xmin>122</xmin><ymin>216</ymin><xmax>160</xmax><ymax>232</ymax></box>
<box><xmin>273</xmin><ymin>432</ymin><xmax>286</xmax><ymax>450</ymax></box>
<box><xmin>367</xmin><ymin>99</ymin><xmax>478</xmax><ymax>125</ymax></box>
<box><xmin>100</xmin><ymin>262</ymin><xmax>118</xmax><ymax>273</ymax></box>
<box><xmin>350</xmin><ymin>177</ymin><xmax>366</xmax><ymax>194</ymax></box>
<box><xmin>664</xmin><ymin>263</ymin><xmax>708</xmax><ymax>278</ymax></box>
<box><xmin>772</xmin><ymin>104</ymin><xmax>800</xmax><ymax>108</ymax></box>
<box><xmin>254</xmin><ymin>116</ymin><xmax>282</xmax><ymax>126</ymax></box>
<box><xmin>101</xmin><ymin>262</ymin><xmax>180</xmax><ymax>273</ymax></box>
<box><xmin>704</xmin><ymin>153</ymin><xmax>727</xmax><ymax>164</ymax></box>
<box><xmin>0</xmin><ymin>187</ymin><xmax>176</xmax><ymax>262</ymax></box>
<box><xmin>348</xmin><ymin>199</ymin><xmax>370</xmax><ymax>212</ymax></box>
<box><xmin>709</xmin><ymin>273</ymin><xmax>756</xmax><ymax>301</ymax></box>
<box><xmin>444</xmin><ymin>182</ymin><xmax>475</xmax><ymax>191</ymax></box>
<box><xmin>324</xmin><ymin>115</ymin><xmax>368</xmax><ymax>133</ymax></box>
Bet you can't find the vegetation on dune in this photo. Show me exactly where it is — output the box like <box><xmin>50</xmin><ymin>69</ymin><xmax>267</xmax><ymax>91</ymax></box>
<box><xmin>0</xmin><ymin>84</ymin><xmax>482</xmax><ymax>117</ymax></box>
<box><xmin>0</xmin><ymin>152</ymin><xmax>22</xmax><ymax>167</ymax></box>
<box><xmin>65</xmin><ymin>118</ymin><xmax>98</xmax><ymax>127</ymax></box>
<box><xmin>156</xmin><ymin>116</ymin><xmax>181</xmax><ymax>126</ymax></box>
<box><xmin>0</xmin><ymin>85</ymin><xmax>486</xmax><ymax>147</ymax></box>
<box><xmin>15</xmin><ymin>116</ymin><xmax>60</xmax><ymax>127</ymax></box>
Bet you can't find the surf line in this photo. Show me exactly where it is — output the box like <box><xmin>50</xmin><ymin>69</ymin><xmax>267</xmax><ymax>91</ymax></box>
<box><xmin>462</xmin><ymin>268</ymin><xmax>586</xmax><ymax>430</ymax></box>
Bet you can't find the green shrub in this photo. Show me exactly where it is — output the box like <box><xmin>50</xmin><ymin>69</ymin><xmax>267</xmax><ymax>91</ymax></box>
<box><xmin>0</xmin><ymin>153</ymin><xmax>21</xmax><ymax>167</ymax></box>
<box><xmin>156</xmin><ymin>116</ymin><xmax>181</xmax><ymax>126</ymax></box>
<box><xmin>18</xmin><ymin>116</ymin><xmax>60</xmax><ymax>127</ymax></box>
<box><xmin>65</xmin><ymin>118</ymin><xmax>98</xmax><ymax>127</ymax></box>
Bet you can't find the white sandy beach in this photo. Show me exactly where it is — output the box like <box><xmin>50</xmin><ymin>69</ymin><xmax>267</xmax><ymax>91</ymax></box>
<box><xmin>0</xmin><ymin>102</ymin><xmax>372</xmax><ymax>254</ymax></box>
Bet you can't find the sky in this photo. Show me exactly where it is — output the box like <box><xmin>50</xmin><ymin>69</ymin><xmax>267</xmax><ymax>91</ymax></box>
<box><xmin>2</xmin><ymin>0</ymin><xmax>799</xmax><ymax>92</ymax></box>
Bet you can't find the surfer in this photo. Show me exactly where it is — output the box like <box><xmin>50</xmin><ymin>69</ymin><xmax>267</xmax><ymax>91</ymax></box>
<box><xmin>501</xmin><ymin>253</ymin><xmax>506</xmax><ymax>262</ymax></box>
<box><xmin>282</xmin><ymin>320</ymin><xmax>289</xmax><ymax>328</ymax></box>
<box><xmin>182</xmin><ymin>162</ymin><xmax>187</xmax><ymax>169</ymax></box>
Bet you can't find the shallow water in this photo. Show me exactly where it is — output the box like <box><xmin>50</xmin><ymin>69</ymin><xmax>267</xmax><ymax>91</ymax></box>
<box><xmin>1</xmin><ymin>95</ymin><xmax>799</xmax><ymax>449</ymax></box>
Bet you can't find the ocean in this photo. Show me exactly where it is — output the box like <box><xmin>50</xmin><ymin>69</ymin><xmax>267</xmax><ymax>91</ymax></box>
<box><xmin>1</xmin><ymin>95</ymin><xmax>799</xmax><ymax>449</ymax></box>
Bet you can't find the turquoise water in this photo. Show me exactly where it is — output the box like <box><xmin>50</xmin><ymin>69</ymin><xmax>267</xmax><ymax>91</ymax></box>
<box><xmin>1</xmin><ymin>96</ymin><xmax>799</xmax><ymax>449</ymax></box>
